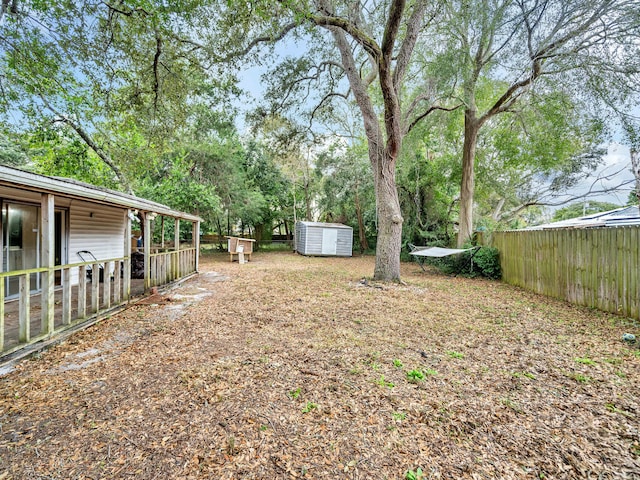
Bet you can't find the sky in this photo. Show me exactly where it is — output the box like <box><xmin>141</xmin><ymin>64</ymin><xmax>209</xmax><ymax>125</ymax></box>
<box><xmin>557</xmin><ymin>143</ymin><xmax>636</xmax><ymax>210</ymax></box>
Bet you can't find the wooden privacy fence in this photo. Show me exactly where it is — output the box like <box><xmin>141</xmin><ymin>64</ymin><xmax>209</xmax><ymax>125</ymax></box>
<box><xmin>492</xmin><ymin>226</ymin><xmax>639</xmax><ymax>320</ymax></box>
<box><xmin>148</xmin><ymin>247</ymin><xmax>197</xmax><ymax>288</ymax></box>
<box><xmin>0</xmin><ymin>256</ymin><xmax>131</xmax><ymax>356</ymax></box>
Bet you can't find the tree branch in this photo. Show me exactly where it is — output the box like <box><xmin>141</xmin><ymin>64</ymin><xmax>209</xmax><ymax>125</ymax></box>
<box><xmin>38</xmin><ymin>94</ymin><xmax>132</xmax><ymax>193</ymax></box>
<box><xmin>393</xmin><ymin>0</ymin><xmax>430</xmax><ymax>89</ymax></box>
<box><xmin>221</xmin><ymin>22</ymin><xmax>300</xmax><ymax>62</ymax></box>
<box><xmin>406</xmin><ymin>103</ymin><xmax>463</xmax><ymax>134</ymax></box>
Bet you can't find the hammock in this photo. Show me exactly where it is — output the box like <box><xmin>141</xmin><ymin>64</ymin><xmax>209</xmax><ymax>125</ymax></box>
<box><xmin>409</xmin><ymin>246</ymin><xmax>478</xmax><ymax>258</ymax></box>
<box><xmin>408</xmin><ymin>244</ymin><xmax>480</xmax><ymax>272</ymax></box>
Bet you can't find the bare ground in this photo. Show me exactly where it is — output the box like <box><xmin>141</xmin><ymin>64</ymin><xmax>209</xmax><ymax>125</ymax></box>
<box><xmin>0</xmin><ymin>252</ymin><xmax>639</xmax><ymax>479</ymax></box>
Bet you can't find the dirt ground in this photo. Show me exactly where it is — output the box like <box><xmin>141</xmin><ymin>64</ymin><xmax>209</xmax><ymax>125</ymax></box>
<box><xmin>0</xmin><ymin>252</ymin><xmax>639</xmax><ymax>479</ymax></box>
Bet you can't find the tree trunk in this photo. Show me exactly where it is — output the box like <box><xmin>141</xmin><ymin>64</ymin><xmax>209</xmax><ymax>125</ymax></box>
<box><xmin>304</xmin><ymin>177</ymin><xmax>312</xmax><ymax>220</ymax></box>
<box><xmin>254</xmin><ymin>223</ymin><xmax>264</xmax><ymax>249</ymax></box>
<box><xmin>372</xmin><ymin>149</ymin><xmax>403</xmax><ymax>281</ymax></box>
<box><xmin>631</xmin><ymin>149</ymin><xmax>640</xmax><ymax>204</ymax></box>
<box><xmin>354</xmin><ymin>184</ymin><xmax>369</xmax><ymax>253</ymax></box>
<box><xmin>457</xmin><ymin>109</ymin><xmax>479</xmax><ymax>247</ymax></box>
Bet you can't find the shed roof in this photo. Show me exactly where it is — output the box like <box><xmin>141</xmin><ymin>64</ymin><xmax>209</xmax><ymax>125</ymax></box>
<box><xmin>0</xmin><ymin>165</ymin><xmax>202</xmax><ymax>222</ymax></box>
<box><xmin>525</xmin><ymin>205</ymin><xmax>640</xmax><ymax>230</ymax></box>
<box><xmin>297</xmin><ymin>221</ymin><xmax>353</xmax><ymax>229</ymax></box>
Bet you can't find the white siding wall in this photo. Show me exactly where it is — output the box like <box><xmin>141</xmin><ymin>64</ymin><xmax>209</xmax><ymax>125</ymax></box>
<box><xmin>69</xmin><ymin>201</ymin><xmax>125</xmax><ymax>284</ymax></box>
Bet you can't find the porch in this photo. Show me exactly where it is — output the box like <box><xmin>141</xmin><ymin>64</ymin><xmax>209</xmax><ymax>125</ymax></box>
<box><xmin>0</xmin><ymin>165</ymin><xmax>202</xmax><ymax>361</ymax></box>
<box><xmin>1</xmin><ymin>247</ymin><xmax>198</xmax><ymax>358</ymax></box>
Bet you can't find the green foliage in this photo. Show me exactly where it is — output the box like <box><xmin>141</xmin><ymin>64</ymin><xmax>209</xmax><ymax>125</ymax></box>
<box><xmin>405</xmin><ymin>467</ymin><xmax>424</xmax><ymax>480</ymax></box>
<box><xmin>446</xmin><ymin>351</ymin><xmax>464</xmax><ymax>359</ymax></box>
<box><xmin>553</xmin><ymin>201</ymin><xmax>622</xmax><ymax>221</ymax></box>
<box><xmin>136</xmin><ymin>152</ymin><xmax>222</xmax><ymax>222</ymax></box>
<box><xmin>302</xmin><ymin>402</ymin><xmax>317</xmax><ymax>413</ymax></box>
<box><xmin>574</xmin><ymin>357</ymin><xmax>596</xmax><ymax>366</ymax></box>
<box><xmin>392</xmin><ymin>411</ymin><xmax>407</xmax><ymax>421</ymax></box>
<box><xmin>568</xmin><ymin>372</ymin><xmax>591</xmax><ymax>383</ymax></box>
<box><xmin>375</xmin><ymin>375</ymin><xmax>395</xmax><ymax>388</ymax></box>
<box><xmin>0</xmin><ymin>132</ymin><xmax>29</xmax><ymax>167</ymax></box>
<box><xmin>288</xmin><ymin>387</ymin><xmax>301</xmax><ymax>400</ymax></box>
<box><xmin>406</xmin><ymin>370</ymin><xmax>425</xmax><ymax>383</ymax></box>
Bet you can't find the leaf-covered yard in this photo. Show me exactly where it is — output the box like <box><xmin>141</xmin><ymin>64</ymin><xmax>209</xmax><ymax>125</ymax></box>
<box><xmin>1</xmin><ymin>252</ymin><xmax>639</xmax><ymax>479</ymax></box>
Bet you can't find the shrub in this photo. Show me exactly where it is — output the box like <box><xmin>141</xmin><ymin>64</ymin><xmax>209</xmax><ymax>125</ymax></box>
<box><xmin>428</xmin><ymin>246</ymin><xmax>501</xmax><ymax>279</ymax></box>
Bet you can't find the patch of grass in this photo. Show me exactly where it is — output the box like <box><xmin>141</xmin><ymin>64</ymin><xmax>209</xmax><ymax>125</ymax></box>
<box><xmin>605</xmin><ymin>403</ymin><xmax>634</xmax><ymax>418</ymax></box>
<box><xmin>574</xmin><ymin>357</ymin><xmax>596</xmax><ymax>366</ymax></box>
<box><xmin>392</xmin><ymin>411</ymin><xmax>406</xmax><ymax>421</ymax></box>
<box><xmin>226</xmin><ymin>435</ymin><xmax>236</xmax><ymax>455</ymax></box>
<box><xmin>446</xmin><ymin>350</ymin><xmax>464</xmax><ymax>359</ymax></box>
<box><xmin>500</xmin><ymin>397</ymin><xmax>522</xmax><ymax>413</ymax></box>
<box><xmin>302</xmin><ymin>402</ymin><xmax>318</xmax><ymax>413</ymax></box>
<box><xmin>288</xmin><ymin>387</ymin><xmax>301</xmax><ymax>400</ymax></box>
<box><xmin>405</xmin><ymin>467</ymin><xmax>424</xmax><ymax>480</ymax></box>
<box><xmin>375</xmin><ymin>375</ymin><xmax>395</xmax><ymax>388</ymax></box>
<box><xmin>604</xmin><ymin>357</ymin><xmax>623</xmax><ymax>365</ymax></box>
<box><xmin>569</xmin><ymin>373</ymin><xmax>592</xmax><ymax>383</ymax></box>
<box><xmin>406</xmin><ymin>369</ymin><xmax>425</xmax><ymax>383</ymax></box>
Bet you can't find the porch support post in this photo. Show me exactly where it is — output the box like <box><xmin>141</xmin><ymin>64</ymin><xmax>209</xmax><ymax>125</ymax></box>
<box><xmin>174</xmin><ymin>218</ymin><xmax>180</xmax><ymax>279</ymax></box>
<box><xmin>161</xmin><ymin>216</ymin><xmax>165</xmax><ymax>249</ymax></box>
<box><xmin>194</xmin><ymin>221</ymin><xmax>200</xmax><ymax>273</ymax></box>
<box><xmin>144</xmin><ymin>213</ymin><xmax>151</xmax><ymax>291</ymax></box>
<box><xmin>123</xmin><ymin>210</ymin><xmax>131</xmax><ymax>300</ymax></box>
<box><xmin>40</xmin><ymin>193</ymin><xmax>55</xmax><ymax>335</ymax></box>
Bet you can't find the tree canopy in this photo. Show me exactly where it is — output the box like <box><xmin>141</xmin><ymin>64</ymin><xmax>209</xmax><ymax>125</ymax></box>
<box><xmin>0</xmin><ymin>0</ymin><xmax>638</xmax><ymax>279</ymax></box>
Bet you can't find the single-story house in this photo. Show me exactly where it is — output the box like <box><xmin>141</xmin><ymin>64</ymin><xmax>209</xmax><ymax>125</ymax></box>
<box><xmin>525</xmin><ymin>205</ymin><xmax>640</xmax><ymax>230</ymax></box>
<box><xmin>0</xmin><ymin>165</ymin><xmax>202</xmax><ymax>361</ymax></box>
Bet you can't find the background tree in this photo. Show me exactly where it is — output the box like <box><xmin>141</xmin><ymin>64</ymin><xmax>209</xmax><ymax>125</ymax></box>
<box><xmin>0</xmin><ymin>0</ymin><xmax>234</xmax><ymax>191</ymax></box>
<box><xmin>552</xmin><ymin>201</ymin><xmax>622</xmax><ymax>221</ymax></box>
<box><xmin>631</xmin><ymin>150</ymin><xmax>640</xmax><ymax>205</ymax></box>
<box><xmin>211</xmin><ymin>0</ymin><xmax>459</xmax><ymax>281</ymax></box>
<box><xmin>443</xmin><ymin>0</ymin><xmax>640</xmax><ymax>246</ymax></box>
<box><xmin>315</xmin><ymin>140</ymin><xmax>375</xmax><ymax>253</ymax></box>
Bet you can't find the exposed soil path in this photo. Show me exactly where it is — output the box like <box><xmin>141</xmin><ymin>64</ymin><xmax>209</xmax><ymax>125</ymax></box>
<box><xmin>1</xmin><ymin>252</ymin><xmax>638</xmax><ymax>479</ymax></box>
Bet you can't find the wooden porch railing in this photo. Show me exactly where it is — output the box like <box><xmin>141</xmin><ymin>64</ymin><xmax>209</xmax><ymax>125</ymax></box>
<box><xmin>148</xmin><ymin>247</ymin><xmax>197</xmax><ymax>288</ymax></box>
<box><xmin>0</xmin><ymin>256</ymin><xmax>131</xmax><ymax>357</ymax></box>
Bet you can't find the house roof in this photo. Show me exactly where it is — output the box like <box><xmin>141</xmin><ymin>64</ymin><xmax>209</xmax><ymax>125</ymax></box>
<box><xmin>526</xmin><ymin>205</ymin><xmax>640</xmax><ymax>230</ymax></box>
<box><xmin>0</xmin><ymin>165</ymin><xmax>202</xmax><ymax>222</ymax></box>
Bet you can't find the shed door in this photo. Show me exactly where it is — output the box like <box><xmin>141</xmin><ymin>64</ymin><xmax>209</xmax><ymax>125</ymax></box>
<box><xmin>321</xmin><ymin>228</ymin><xmax>338</xmax><ymax>255</ymax></box>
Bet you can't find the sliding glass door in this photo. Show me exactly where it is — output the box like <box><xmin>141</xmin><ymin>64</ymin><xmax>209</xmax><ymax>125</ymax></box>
<box><xmin>2</xmin><ymin>203</ymin><xmax>40</xmax><ymax>296</ymax></box>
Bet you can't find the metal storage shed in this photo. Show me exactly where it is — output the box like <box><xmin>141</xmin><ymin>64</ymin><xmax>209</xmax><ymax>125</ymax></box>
<box><xmin>295</xmin><ymin>221</ymin><xmax>353</xmax><ymax>257</ymax></box>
